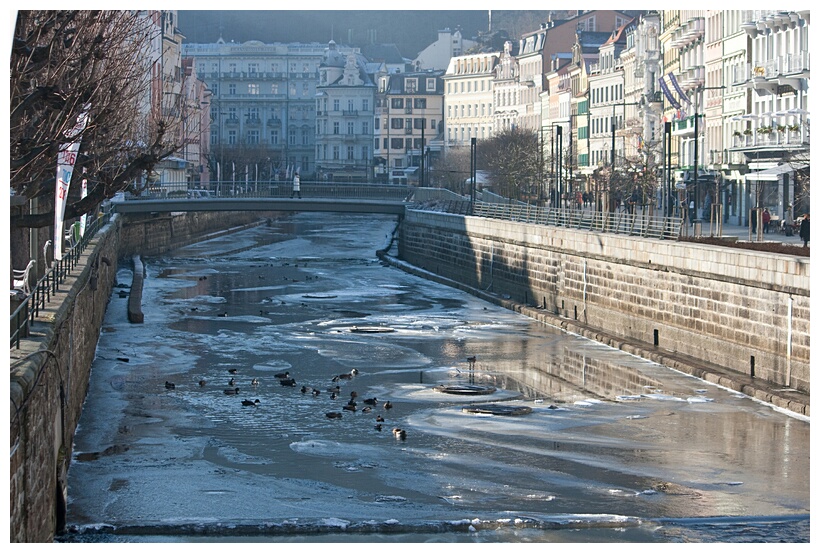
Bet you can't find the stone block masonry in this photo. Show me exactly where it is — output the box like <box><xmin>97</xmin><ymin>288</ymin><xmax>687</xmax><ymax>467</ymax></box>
<box><xmin>399</xmin><ymin>210</ymin><xmax>810</xmax><ymax>397</ymax></box>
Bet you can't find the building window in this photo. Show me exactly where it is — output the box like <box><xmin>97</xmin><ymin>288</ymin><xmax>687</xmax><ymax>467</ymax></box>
<box><xmin>248</xmin><ymin>63</ymin><xmax>258</xmax><ymax>74</ymax></box>
<box><xmin>347</xmin><ymin>146</ymin><xmax>354</xmax><ymax>160</ymax></box>
<box><xmin>229</xmin><ymin>84</ymin><xmax>236</xmax><ymax>95</ymax></box>
<box><xmin>212</xmin><ymin>83</ymin><xmax>219</xmax><ymax>96</ymax></box>
<box><xmin>247</xmin><ymin>130</ymin><xmax>259</xmax><ymax>144</ymax></box>
<box><xmin>247</xmin><ymin>107</ymin><xmax>259</xmax><ymax>120</ymax></box>
<box><xmin>270</xmin><ymin>130</ymin><xmax>279</xmax><ymax>145</ymax></box>
<box><xmin>227</xmin><ymin>107</ymin><xmax>237</xmax><ymax>120</ymax></box>
<box><xmin>414</xmin><ymin>118</ymin><xmax>425</xmax><ymax>129</ymax></box>
<box><xmin>414</xmin><ymin>98</ymin><xmax>427</xmax><ymax>109</ymax></box>
<box><xmin>210</xmin><ymin>129</ymin><xmax>218</xmax><ymax>145</ymax></box>
<box><xmin>302</xmin><ymin>129</ymin><xmax>309</xmax><ymax>145</ymax></box>
<box><xmin>405</xmin><ymin>78</ymin><xmax>417</xmax><ymax>93</ymax></box>
<box><xmin>333</xmin><ymin>145</ymin><xmax>339</xmax><ymax>160</ymax></box>
<box><xmin>228</xmin><ymin>130</ymin><xmax>236</xmax><ymax>145</ymax></box>
<box><xmin>391</xmin><ymin>118</ymin><xmax>404</xmax><ymax>130</ymax></box>
<box><xmin>333</xmin><ymin>122</ymin><xmax>340</xmax><ymax>134</ymax></box>
<box><xmin>374</xmin><ymin>117</ymin><xmax>379</xmax><ymax>130</ymax></box>
<box><xmin>271</xmin><ymin>83</ymin><xmax>279</xmax><ymax>94</ymax></box>
<box><xmin>347</xmin><ymin>122</ymin><xmax>354</xmax><ymax>135</ymax></box>
<box><xmin>391</xmin><ymin>98</ymin><xmax>404</xmax><ymax>109</ymax></box>
<box><xmin>361</xmin><ymin>145</ymin><xmax>368</xmax><ymax>160</ymax></box>
<box><xmin>362</xmin><ymin>98</ymin><xmax>369</xmax><ymax>111</ymax></box>
<box><xmin>391</xmin><ymin>137</ymin><xmax>404</xmax><ymax>149</ymax></box>
<box><xmin>426</xmin><ymin>77</ymin><xmax>436</xmax><ymax>91</ymax></box>
<box><xmin>289</xmin><ymin>128</ymin><xmax>296</xmax><ymax>145</ymax></box>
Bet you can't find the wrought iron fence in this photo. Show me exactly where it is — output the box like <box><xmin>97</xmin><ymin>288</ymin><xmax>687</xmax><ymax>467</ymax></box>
<box><xmin>10</xmin><ymin>207</ymin><xmax>114</xmax><ymax>350</ymax></box>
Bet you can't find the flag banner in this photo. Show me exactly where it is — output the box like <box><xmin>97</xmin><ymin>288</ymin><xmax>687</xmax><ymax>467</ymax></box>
<box><xmin>668</xmin><ymin>73</ymin><xmax>691</xmax><ymax>107</ymax></box>
<box><xmin>54</xmin><ymin>104</ymin><xmax>91</xmax><ymax>260</ymax></box>
<box><xmin>658</xmin><ymin>76</ymin><xmax>681</xmax><ymax>110</ymax></box>
<box><xmin>79</xmin><ymin>168</ymin><xmax>88</xmax><ymax>238</ymax></box>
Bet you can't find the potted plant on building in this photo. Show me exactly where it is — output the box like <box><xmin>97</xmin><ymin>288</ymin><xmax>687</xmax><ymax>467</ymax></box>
<box><xmin>777</xmin><ymin>124</ymin><xmax>787</xmax><ymax>134</ymax></box>
<box><xmin>757</xmin><ymin>125</ymin><xmax>772</xmax><ymax>134</ymax></box>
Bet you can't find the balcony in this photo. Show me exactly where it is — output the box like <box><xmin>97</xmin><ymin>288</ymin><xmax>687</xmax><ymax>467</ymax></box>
<box><xmin>731</xmin><ymin>54</ymin><xmax>809</xmax><ymax>90</ymax></box>
<box><xmin>731</xmin><ymin>128</ymin><xmax>809</xmax><ymax>150</ymax></box>
<box><xmin>342</xmin><ymin>110</ymin><xmax>359</xmax><ymax>116</ymax></box>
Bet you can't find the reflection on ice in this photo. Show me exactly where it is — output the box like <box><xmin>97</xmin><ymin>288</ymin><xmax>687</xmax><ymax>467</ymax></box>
<box><xmin>64</xmin><ymin>213</ymin><xmax>809</xmax><ymax>543</ymax></box>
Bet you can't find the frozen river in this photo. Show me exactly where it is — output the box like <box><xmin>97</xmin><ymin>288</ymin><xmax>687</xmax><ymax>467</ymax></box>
<box><xmin>62</xmin><ymin>213</ymin><xmax>810</xmax><ymax>543</ymax></box>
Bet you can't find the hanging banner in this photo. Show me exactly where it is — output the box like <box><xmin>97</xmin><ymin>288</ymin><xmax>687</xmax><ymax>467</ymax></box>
<box><xmin>54</xmin><ymin>104</ymin><xmax>91</xmax><ymax>260</ymax></box>
<box><xmin>658</xmin><ymin>76</ymin><xmax>681</xmax><ymax>110</ymax></box>
<box><xmin>79</xmin><ymin>168</ymin><xmax>88</xmax><ymax>238</ymax></box>
<box><xmin>667</xmin><ymin>73</ymin><xmax>691</xmax><ymax>107</ymax></box>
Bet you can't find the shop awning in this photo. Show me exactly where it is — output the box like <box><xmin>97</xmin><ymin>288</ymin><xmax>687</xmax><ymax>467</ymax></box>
<box><xmin>745</xmin><ymin>163</ymin><xmax>807</xmax><ymax>182</ymax></box>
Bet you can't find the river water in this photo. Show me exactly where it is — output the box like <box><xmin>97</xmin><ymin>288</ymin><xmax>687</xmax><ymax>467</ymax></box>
<box><xmin>62</xmin><ymin>212</ymin><xmax>810</xmax><ymax>543</ymax></box>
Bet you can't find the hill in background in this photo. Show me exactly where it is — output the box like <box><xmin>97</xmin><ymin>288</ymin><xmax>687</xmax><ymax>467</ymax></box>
<box><xmin>177</xmin><ymin>10</ymin><xmax>596</xmax><ymax>58</ymax></box>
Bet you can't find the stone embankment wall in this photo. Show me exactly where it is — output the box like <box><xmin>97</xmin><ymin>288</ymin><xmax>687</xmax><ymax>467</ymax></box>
<box><xmin>399</xmin><ymin>210</ymin><xmax>810</xmax><ymax>395</ymax></box>
<box><xmin>9</xmin><ymin>210</ymin><xmax>277</xmax><ymax>542</ymax></box>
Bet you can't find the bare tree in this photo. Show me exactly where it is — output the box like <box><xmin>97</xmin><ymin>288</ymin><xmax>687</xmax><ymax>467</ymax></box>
<box><xmin>478</xmin><ymin>127</ymin><xmax>542</xmax><ymax>201</ymax></box>
<box><xmin>430</xmin><ymin>146</ymin><xmax>473</xmax><ymax>194</ymax></box>
<box><xmin>10</xmin><ymin>10</ymin><xmax>182</xmax><ymax>228</ymax></box>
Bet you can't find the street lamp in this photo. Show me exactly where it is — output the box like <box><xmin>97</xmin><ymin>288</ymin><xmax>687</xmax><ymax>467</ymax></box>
<box><xmin>691</xmin><ymin>85</ymin><xmax>726</xmax><ymax>226</ymax></box>
<box><xmin>611</xmin><ymin>100</ymin><xmax>641</xmax><ymax>211</ymax></box>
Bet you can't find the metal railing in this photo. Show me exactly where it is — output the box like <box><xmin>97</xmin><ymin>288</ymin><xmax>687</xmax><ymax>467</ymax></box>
<box><xmin>118</xmin><ymin>181</ymin><xmax>415</xmax><ymax>202</ymax></box>
<box><xmin>434</xmin><ymin>200</ymin><xmax>684</xmax><ymax>240</ymax></box>
<box><xmin>10</xmin><ymin>207</ymin><xmax>114</xmax><ymax>350</ymax></box>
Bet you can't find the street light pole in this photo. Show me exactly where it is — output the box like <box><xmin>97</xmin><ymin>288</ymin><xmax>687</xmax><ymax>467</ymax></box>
<box><xmin>691</xmin><ymin>85</ymin><xmax>725</xmax><ymax>223</ymax></box>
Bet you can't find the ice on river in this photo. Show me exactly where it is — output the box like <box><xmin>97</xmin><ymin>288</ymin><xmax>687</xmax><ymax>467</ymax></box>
<box><xmin>65</xmin><ymin>213</ymin><xmax>810</xmax><ymax>542</ymax></box>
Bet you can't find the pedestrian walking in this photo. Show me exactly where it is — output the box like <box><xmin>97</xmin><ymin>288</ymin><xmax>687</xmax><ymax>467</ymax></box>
<box><xmin>799</xmin><ymin>213</ymin><xmax>810</xmax><ymax>247</ymax></box>
<box><xmin>291</xmin><ymin>171</ymin><xmax>301</xmax><ymax>199</ymax></box>
<box><xmin>762</xmin><ymin>208</ymin><xmax>771</xmax><ymax>233</ymax></box>
<box><xmin>785</xmin><ymin>204</ymin><xmax>794</xmax><ymax>236</ymax></box>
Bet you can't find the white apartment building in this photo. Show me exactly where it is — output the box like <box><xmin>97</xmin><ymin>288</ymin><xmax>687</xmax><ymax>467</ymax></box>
<box><xmin>494</xmin><ymin>41</ymin><xmax>524</xmax><ymax>133</ymax></box>
<box><xmin>442</xmin><ymin>52</ymin><xmax>498</xmax><ymax>149</ymax></box>
<box><xmin>731</xmin><ymin>9</ymin><xmax>810</xmax><ymax>220</ymax></box>
<box><xmin>414</xmin><ymin>28</ymin><xmax>477</xmax><ymax>71</ymax></box>
<box><xmin>315</xmin><ymin>41</ymin><xmax>377</xmax><ymax>182</ymax></box>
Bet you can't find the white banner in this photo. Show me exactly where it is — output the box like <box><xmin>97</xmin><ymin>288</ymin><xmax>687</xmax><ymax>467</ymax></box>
<box><xmin>79</xmin><ymin>168</ymin><xmax>88</xmax><ymax>238</ymax></box>
<box><xmin>54</xmin><ymin>105</ymin><xmax>90</xmax><ymax>260</ymax></box>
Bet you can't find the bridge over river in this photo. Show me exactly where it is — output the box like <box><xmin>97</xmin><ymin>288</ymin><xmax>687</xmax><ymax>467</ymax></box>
<box><xmin>112</xmin><ymin>182</ymin><xmax>415</xmax><ymax>215</ymax></box>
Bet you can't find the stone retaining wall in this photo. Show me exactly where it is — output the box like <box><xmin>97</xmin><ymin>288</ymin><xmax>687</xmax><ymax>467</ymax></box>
<box><xmin>399</xmin><ymin>210</ymin><xmax>810</xmax><ymax>393</ymax></box>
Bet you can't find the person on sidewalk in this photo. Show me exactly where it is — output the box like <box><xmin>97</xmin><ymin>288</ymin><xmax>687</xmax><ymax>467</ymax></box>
<box><xmin>784</xmin><ymin>205</ymin><xmax>794</xmax><ymax>236</ymax></box>
<box><xmin>762</xmin><ymin>208</ymin><xmax>771</xmax><ymax>233</ymax></box>
<box><xmin>799</xmin><ymin>213</ymin><xmax>810</xmax><ymax>247</ymax></box>
<box><xmin>290</xmin><ymin>171</ymin><xmax>301</xmax><ymax>199</ymax></box>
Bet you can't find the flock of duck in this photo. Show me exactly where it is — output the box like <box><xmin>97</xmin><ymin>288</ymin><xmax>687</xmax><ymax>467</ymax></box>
<box><xmin>163</xmin><ymin>366</ymin><xmax>406</xmax><ymax>440</ymax></box>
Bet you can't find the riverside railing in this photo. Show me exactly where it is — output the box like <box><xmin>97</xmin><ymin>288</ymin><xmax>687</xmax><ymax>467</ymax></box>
<box><xmin>10</xmin><ymin>207</ymin><xmax>114</xmax><ymax>350</ymax></box>
<box><xmin>415</xmin><ymin>199</ymin><xmax>683</xmax><ymax>240</ymax></box>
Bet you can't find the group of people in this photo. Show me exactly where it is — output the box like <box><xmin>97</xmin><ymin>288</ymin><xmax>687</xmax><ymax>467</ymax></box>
<box><xmin>749</xmin><ymin>206</ymin><xmax>809</xmax><ymax>247</ymax></box>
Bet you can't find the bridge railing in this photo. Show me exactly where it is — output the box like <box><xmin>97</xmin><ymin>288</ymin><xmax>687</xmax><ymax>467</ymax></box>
<box><xmin>120</xmin><ymin>181</ymin><xmax>414</xmax><ymax>202</ymax></box>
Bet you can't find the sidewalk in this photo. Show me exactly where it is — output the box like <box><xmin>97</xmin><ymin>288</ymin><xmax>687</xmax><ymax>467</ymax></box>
<box><xmin>687</xmin><ymin>218</ymin><xmax>808</xmax><ymax>247</ymax></box>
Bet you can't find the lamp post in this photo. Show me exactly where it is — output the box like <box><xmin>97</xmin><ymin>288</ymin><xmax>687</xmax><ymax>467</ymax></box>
<box><xmin>691</xmin><ymin>85</ymin><xmax>726</xmax><ymax>224</ymax></box>
<box><xmin>608</xmin><ymin>101</ymin><xmax>642</xmax><ymax>214</ymax></box>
